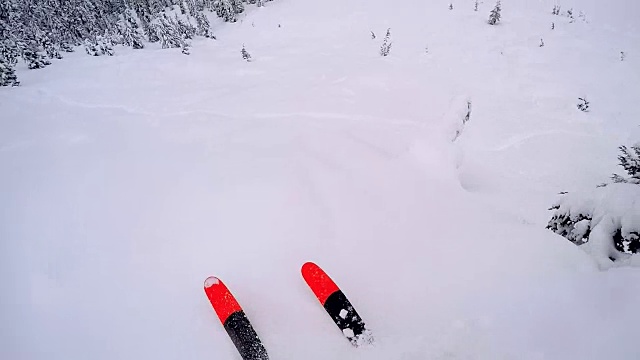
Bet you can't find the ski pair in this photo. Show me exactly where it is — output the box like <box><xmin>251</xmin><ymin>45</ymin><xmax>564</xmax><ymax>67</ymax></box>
<box><xmin>203</xmin><ymin>262</ymin><xmax>372</xmax><ymax>360</ymax></box>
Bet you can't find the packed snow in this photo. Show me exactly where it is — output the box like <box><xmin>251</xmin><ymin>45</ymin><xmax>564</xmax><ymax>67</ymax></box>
<box><xmin>2</xmin><ymin>0</ymin><xmax>640</xmax><ymax>359</ymax></box>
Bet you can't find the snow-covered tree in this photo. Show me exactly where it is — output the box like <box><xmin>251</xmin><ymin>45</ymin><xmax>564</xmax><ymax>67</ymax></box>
<box><xmin>241</xmin><ymin>44</ymin><xmax>252</xmax><ymax>61</ymax></box>
<box><xmin>231</xmin><ymin>0</ymin><xmax>245</xmax><ymax>14</ymax></box>
<box><xmin>174</xmin><ymin>15</ymin><xmax>196</xmax><ymax>40</ymax></box>
<box><xmin>612</xmin><ymin>145</ymin><xmax>640</xmax><ymax>185</ymax></box>
<box><xmin>23</xmin><ymin>44</ymin><xmax>51</xmax><ymax>69</ymax></box>
<box><xmin>39</xmin><ymin>33</ymin><xmax>63</xmax><ymax>60</ymax></box>
<box><xmin>213</xmin><ymin>0</ymin><xmax>236</xmax><ymax>22</ymax></box>
<box><xmin>119</xmin><ymin>15</ymin><xmax>145</xmax><ymax>49</ymax></box>
<box><xmin>488</xmin><ymin>1</ymin><xmax>501</xmax><ymax>25</ymax></box>
<box><xmin>0</xmin><ymin>58</ymin><xmax>19</xmax><ymax>86</ymax></box>
<box><xmin>380</xmin><ymin>28</ymin><xmax>392</xmax><ymax>56</ymax></box>
<box><xmin>154</xmin><ymin>16</ymin><xmax>185</xmax><ymax>49</ymax></box>
<box><xmin>0</xmin><ymin>40</ymin><xmax>20</xmax><ymax>66</ymax></box>
<box><xmin>577</xmin><ymin>97</ymin><xmax>589</xmax><ymax>112</ymax></box>
<box><xmin>194</xmin><ymin>11</ymin><xmax>211</xmax><ymax>37</ymax></box>
<box><xmin>84</xmin><ymin>37</ymin><xmax>114</xmax><ymax>56</ymax></box>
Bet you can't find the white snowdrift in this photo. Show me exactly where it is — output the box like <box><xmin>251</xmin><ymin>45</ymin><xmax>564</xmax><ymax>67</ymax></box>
<box><xmin>1</xmin><ymin>0</ymin><xmax>639</xmax><ymax>359</ymax></box>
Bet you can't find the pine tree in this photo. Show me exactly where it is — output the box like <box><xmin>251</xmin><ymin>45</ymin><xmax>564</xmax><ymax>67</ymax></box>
<box><xmin>0</xmin><ymin>40</ymin><xmax>20</xmax><ymax>66</ymax></box>
<box><xmin>40</xmin><ymin>34</ymin><xmax>63</xmax><ymax>60</ymax></box>
<box><xmin>155</xmin><ymin>16</ymin><xmax>185</xmax><ymax>49</ymax></box>
<box><xmin>612</xmin><ymin>145</ymin><xmax>640</xmax><ymax>185</ymax></box>
<box><xmin>488</xmin><ymin>1</ymin><xmax>501</xmax><ymax>25</ymax></box>
<box><xmin>174</xmin><ymin>15</ymin><xmax>196</xmax><ymax>40</ymax></box>
<box><xmin>231</xmin><ymin>0</ymin><xmax>245</xmax><ymax>14</ymax></box>
<box><xmin>577</xmin><ymin>97</ymin><xmax>589</xmax><ymax>112</ymax></box>
<box><xmin>23</xmin><ymin>44</ymin><xmax>51</xmax><ymax>69</ymax></box>
<box><xmin>0</xmin><ymin>58</ymin><xmax>20</xmax><ymax>86</ymax></box>
<box><xmin>120</xmin><ymin>12</ymin><xmax>145</xmax><ymax>49</ymax></box>
<box><xmin>241</xmin><ymin>44</ymin><xmax>252</xmax><ymax>61</ymax></box>
<box><xmin>379</xmin><ymin>28</ymin><xmax>392</xmax><ymax>56</ymax></box>
<box><xmin>194</xmin><ymin>11</ymin><xmax>211</xmax><ymax>37</ymax></box>
<box><xmin>213</xmin><ymin>0</ymin><xmax>236</xmax><ymax>22</ymax></box>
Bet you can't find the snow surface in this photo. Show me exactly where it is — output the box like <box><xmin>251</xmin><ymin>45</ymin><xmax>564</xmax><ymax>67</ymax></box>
<box><xmin>2</xmin><ymin>0</ymin><xmax>640</xmax><ymax>359</ymax></box>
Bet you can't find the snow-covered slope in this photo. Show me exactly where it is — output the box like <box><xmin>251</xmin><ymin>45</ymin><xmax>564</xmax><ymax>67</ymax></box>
<box><xmin>2</xmin><ymin>0</ymin><xmax>639</xmax><ymax>359</ymax></box>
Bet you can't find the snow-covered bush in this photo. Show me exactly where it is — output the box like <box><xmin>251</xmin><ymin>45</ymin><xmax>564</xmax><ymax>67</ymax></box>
<box><xmin>474</xmin><ymin>0</ymin><xmax>479</xmax><ymax>12</ymax></box>
<box><xmin>181</xmin><ymin>42</ymin><xmax>190</xmax><ymax>55</ymax></box>
<box><xmin>488</xmin><ymin>1</ymin><xmax>502</xmax><ymax>25</ymax></box>
<box><xmin>23</xmin><ymin>45</ymin><xmax>51</xmax><ymax>69</ymax></box>
<box><xmin>380</xmin><ymin>28</ymin><xmax>392</xmax><ymax>56</ymax></box>
<box><xmin>449</xmin><ymin>3</ymin><xmax>454</xmax><ymax>10</ymax></box>
<box><xmin>566</xmin><ymin>8</ymin><xmax>574</xmax><ymax>22</ymax></box>
<box><xmin>241</xmin><ymin>44</ymin><xmax>252</xmax><ymax>61</ymax></box>
<box><xmin>547</xmin><ymin>184</ymin><xmax>640</xmax><ymax>265</ymax></box>
<box><xmin>548</xmin><ymin>145</ymin><xmax>640</xmax><ymax>267</ymax></box>
<box><xmin>84</xmin><ymin>38</ymin><xmax>114</xmax><ymax>56</ymax></box>
<box><xmin>577</xmin><ymin>97</ymin><xmax>589</xmax><ymax>112</ymax></box>
<box><xmin>552</xmin><ymin>5</ymin><xmax>561</xmax><ymax>15</ymax></box>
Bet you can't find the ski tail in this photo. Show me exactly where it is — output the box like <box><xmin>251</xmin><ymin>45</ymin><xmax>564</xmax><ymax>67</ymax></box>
<box><xmin>204</xmin><ymin>276</ymin><xmax>269</xmax><ymax>360</ymax></box>
<box><xmin>301</xmin><ymin>262</ymin><xmax>373</xmax><ymax>346</ymax></box>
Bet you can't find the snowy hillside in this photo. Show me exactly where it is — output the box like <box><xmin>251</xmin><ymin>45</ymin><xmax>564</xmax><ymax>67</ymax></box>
<box><xmin>2</xmin><ymin>0</ymin><xmax>640</xmax><ymax>359</ymax></box>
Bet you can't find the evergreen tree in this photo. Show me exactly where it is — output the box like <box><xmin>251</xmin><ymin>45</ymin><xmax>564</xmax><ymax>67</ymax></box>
<box><xmin>612</xmin><ymin>145</ymin><xmax>640</xmax><ymax>185</ymax></box>
<box><xmin>231</xmin><ymin>0</ymin><xmax>245</xmax><ymax>14</ymax></box>
<box><xmin>23</xmin><ymin>44</ymin><xmax>51</xmax><ymax>69</ymax></box>
<box><xmin>40</xmin><ymin>33</ymin><xmax>63</xmax><ymax>60</ymax></box>
<box><xmin>213</xmin><ymin>0</ymin><xmax>236</xmax><ymax>22</ymax></box>
<box><xmin>120</xmin><ymin>20</ymin><xmax>145</xmax><ymax>49</ymax></box>
<box><xmin>488</xmin><ymin>1</ymin><xmax>501</xmax><ymax>25</ymax></box>
<box><xmin>155</xmin><ymin>16</ymin><xmax>185</xmax><ymax>49</ymax></box>
<box><xmin>174</xmin><ymin>15</ymin><xmax>196</xmax><ymax>40</ymax></box>
<box><xmin>194</xmin><ymin>11</ymin><xmax>211</xmax><ymax>37</ymax></box>
<box><xmin>0</xmin><ymin>40</ymin><xmax>20</xmax><ymax>66</ymax></box>
<box><xmin>379</xmin><ymin>28</ymin><xmax>392</xmax><ymax>56</ymax></box>
<box><xmin>241</xmin><ymin>44</ymin><xmax>252</xmax><ymax>61</ymax></box>
<box><xmin>0</xmin><ymin>58</ymin><xmax>19</xmax><ymax>86</ymax></box>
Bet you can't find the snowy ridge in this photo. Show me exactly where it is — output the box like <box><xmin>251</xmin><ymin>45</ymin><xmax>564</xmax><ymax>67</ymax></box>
<box><xmin>2</xmin><ymin>0</ymin><xmax>640</xmax><ymax>359</ymax></box>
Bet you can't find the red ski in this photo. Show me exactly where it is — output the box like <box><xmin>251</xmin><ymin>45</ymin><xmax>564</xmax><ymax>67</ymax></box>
<box><xmin>204</xmin><ymin>276</ymin><xmax>269</xmax><ymax>360</ymax></box>
<box><xmin>301</xmin><ymin>262</ymin><xmax>373</xmax><ymax>346</ymax></box>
